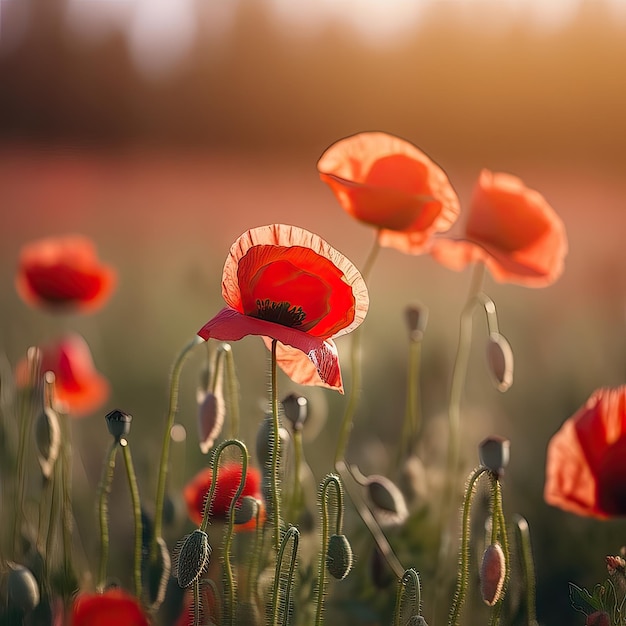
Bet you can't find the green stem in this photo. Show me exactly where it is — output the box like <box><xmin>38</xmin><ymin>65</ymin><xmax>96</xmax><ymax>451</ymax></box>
<box><xmin>221</xmin><ymin>440</ymin><xmax>249</xmax><ymax>626</ymax></box>
<box><xmin>488</xmin><ymin>474</ymin><xmax>510</xmax><ymax>626</ymax></box>
<box><xmin>222</xmin><ymin>344</ymin><xmax>241</xmax><ymax>439</ymax></box>
<box><xmin>248</xmin><ymin>502</ymin><xmax>263</xmax><ymax>605</ymax></box>
<box><xmin>59</xmin><ymin>412</ymin><xmax>75</xmax><ymax>589</ymax></box>
<box><xmin>513</xmin><ymin>514</ymin><xmax>537</xmax><ymax>626</ymax></box>
<box><xmin>338</xmin><ymin>462</ymin><xmax>404</xmax><ymax>579</ymax></box>
<box><xmin>270</xmin><ymin>339</ymin><xmax>282</xmax><ymax>554</ymax></box>
<box><xmin>315</xmin><ymin>474</ymin><xmax>345</xmax><ymax>626</ymax></box>
<box><xmin>447</xmin><ymin>466</ymin><xmax>489</xmax><ymax>626</ymax></box>
<box><xmin>98</xmin><ymin>440</ymin><xmax>118</xmax><ymax>591</ymax></box>
<box><xmin>121</xmin><ymin>439</ymin><xmax>143</xmax><ymax>599</ymax></box>
<box><xmin>270</xmin><ymin>526</ymin><xmax>300</xmax><ymax>626</ymax></box>
<box><xmin>152</xmin><ymin>336</ymin><xmax>202</xmax><ymax>561</ymax></box>
<box><xmin>292</xmin><ymin>428</ymin><xmax>304</xmax><ymax>520</ymax></box>
<box><xmin>334</xmin><ymin>237</ymin><xmax>380</xmax><ymax>468</ymax></box>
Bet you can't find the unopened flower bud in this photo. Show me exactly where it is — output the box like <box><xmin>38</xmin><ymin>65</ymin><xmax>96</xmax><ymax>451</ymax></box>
<box><xmin>405</xmin><ymin>303</ymin><xmax>428</xmax><ymax>342</ymax></box>
<box><xmin>479</xmin><ymin>436</ymin><xmax>510</xmax><ymax>475</ymax></box>
<box><xmin>176</xmin><ymin>529</ymin><xmax>211</xmax><ymax>588</ymax></box>
<box><xmin>105</xmin><ymin>409</ymin><xmax>132</xmax><ymax>442</ymax></box>
<box><xmin>234</xmin><ymin>496</ymin><xmax>259</xmax><ymax>526</ymax></box>
<box><xmin>34</xmin><ymin>406</ymin><xmax>61</xmax><ymax>480</ymax></box>
<box><xmin>326</xmin><ymin>534</ymin><xmax>353</xmax><ymax>580</ymax></box>
<box><xmin>480</xmin><ymin>542</ymin><xmax>505</xmax><ymax>606</ymax></box>
<box><xmin>586</xmin><ymin>611</ymin><xmax>610</xmax><ymax>626</ymax></box>
<box><xmin>281</xmin><ymin>393</ymin><xmax>308</xmax><ymax>432</ymax></box>
<box><xmin>197</xmin><ymin>391</ymin><xmax>225</xmax><ymax>454</ymax></box>
<box><xmin>6</xmin><ymin>562</ymin><xmax>40</xmax><ymax>615</ymax></box>
<box><xmin>366</xmin><ymin>475</ymin><xmax>409</xmax><ymax>527</ymax></box>
<box><xmin>486</xmin><ymin>332</ymin><xmax>514</xmax><ymax>392</ymax></box>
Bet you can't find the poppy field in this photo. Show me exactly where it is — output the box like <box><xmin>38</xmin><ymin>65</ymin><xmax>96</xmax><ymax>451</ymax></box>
<box><xmin>0</xmin><ymin>129</ymin><xmax>625</xmax><ymax>626</ymax></box>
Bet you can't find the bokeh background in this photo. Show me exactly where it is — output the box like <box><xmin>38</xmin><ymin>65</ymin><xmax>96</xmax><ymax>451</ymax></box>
<box><xmin>1</xmin><ymin>0</ymin><xmax>626</xmax><ymax>624</ymax></box>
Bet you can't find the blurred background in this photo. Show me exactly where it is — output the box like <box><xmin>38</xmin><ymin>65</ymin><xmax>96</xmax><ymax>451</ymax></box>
<box><xmin>1</xmin><ymin>0</ymin><xmax>626</xmax><ymax>624</ymax></box>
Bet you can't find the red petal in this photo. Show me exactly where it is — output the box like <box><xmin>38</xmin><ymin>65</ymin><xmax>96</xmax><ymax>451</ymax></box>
<box><xmin>221</xmin><ymin>225</ymin><xmax>368</xmax><ymax>339</ymax></box>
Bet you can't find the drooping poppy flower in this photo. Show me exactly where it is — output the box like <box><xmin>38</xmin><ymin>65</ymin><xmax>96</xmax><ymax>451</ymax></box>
<box><xmin>430</xmin><ymin>170</ymin><xmax>567</xmax><ymax>287</ymax></box>
<box><xmin>197</xmin><ymin>224</ymin><xmax>369</xmax><ymax>392</ymax></box>
<box><xmin>16</xmin><ymin>235</ymin><xmax>116</xmax><ymax>313</ymax></box>
<box><xmin>72</xmin><ymin>588</ymin><xmax>150</xmax><ymax>626</ymax></box>
<box><xmin>183</xmin><ymin>462</ymin><xmax>264</xmax><ymax>531</ymax></box>
<box><xmin>16</xmin><ymin>333</ymin><xmax>109</xmax><ymax>418</ymax></box>
<box><xmin>544</xmin><ymin>386</ymin><xmax>626</xmax><ymax>518</ymax></box>
<box><xmin>317</xmin><ymin>131</ymin><xmax>460</xmax><ymax>254</ymax></box>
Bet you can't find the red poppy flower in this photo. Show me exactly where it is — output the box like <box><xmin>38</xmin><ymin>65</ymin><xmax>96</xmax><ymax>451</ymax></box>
<box><xmin>183</xmin><ymin>462</ymin><xmax>264</xmax><ymax>531</ymax></box>
<box><xmin>72</xmin><ymin>588</ymin><xmax>149</xmax><ymax>626</ymax></box>
<box><xmin>16</xmin><ymin>235</ymin><xmax>116</xmax><ymax>313</ymax></box>
<box><xmin>197</xmin><ymin>224</ymin><xmax>369</xmax><ymax>392</ymax></box>
<box><xmin>317</xmin><ymin>131</ymin><xmax>460</xmax><ymax>254</ymax></box>
<box><xmin>16</xmin><ymin>333</ymin><xmax>109</xmax><ymax>418</ymax></box>
<box><xmin>430</xmin><ymin>170</ymin><xmax>567</xmax><ymax>287</ymax></box>
<box><xmin>544</xmin><ymin>386</ymin><xmax>626</xmax><ymax>518</ymax></box>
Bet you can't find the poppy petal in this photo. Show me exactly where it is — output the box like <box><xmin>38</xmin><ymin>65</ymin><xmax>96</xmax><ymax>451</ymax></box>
<box><xmin>431</xmin><ymin>170</ymin><xmax>567</xmax><ymax>287</ymax></box>
<box><xmin>221</xmin><ymin>224</ymin><xmax>368</xmax><ymax>339</ymax></box>
<box><xmin>198</xmin><ymin>308</ymin><xmax>342</xmax><ymax>389</ymax></box>
<box><xmin>317</xmin><ymin>132</ymin><xmax>460</xmax><ymax>253</ymax></box>
<box><xmin>262</xmin><ymin>337</ymin><xmax>343</xmax><ymax>392</ymax></box>
<box><xmin>15</xmin><ymin>235</ymin><xmax>116</xmax><ymax>313</ymax></box>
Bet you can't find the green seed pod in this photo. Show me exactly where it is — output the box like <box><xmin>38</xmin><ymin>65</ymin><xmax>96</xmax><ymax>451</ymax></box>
<box><xmin>281</xmin><ymin>393</ymin><xmax>308</xmax><ymax>432</ymax></box>
<box><xmin>480</xmin><ymin>542</ymin><xmax>505</xmax><ymax>606</ymax></box>
<box><xmin>479</xmin><ymin>435</ymin><xmax>510</xmax><ymax>475</ymax></box>
<box><xmin>234</xmin><ymin>496</ymin><xmax>259</xmax><ymax>526</ymax></box>
<box><xmin>34</xmin><ymin>406</ymin><xmax>61</xmax><ymax>480</ymax></box>
<box><xmin>486</xmin><ymin>332</ymin><xmax>514</xmax><ymax>392</ymax></box>
<box><xmin>105</xmin><ymin>409</ymin><xmax>132</xmax><ymax>442</ymax></box>
<box><xmin>326</xmin><ymin>534</ymin><xmax>353</xmax><ymax>580</ymax></box>
<box><xmin>6</xmin><ymin>562</ymin><xmax>40</xmax><ymax>615</ymax></box>
<box><xmin>366</xmin><ymin>475</ymin><xmax>409</xmax><ymax>527</ymax></box>
<box><xmin>176</xmin><ymin>529</ymin><xmax>211</xmax><ymax>588</ymax></box>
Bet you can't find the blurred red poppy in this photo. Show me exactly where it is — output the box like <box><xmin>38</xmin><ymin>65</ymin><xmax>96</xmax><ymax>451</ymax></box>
<box><xmin>17</xmin><ymin>333</ymin><xmax>109</xmax><ymax>418</ymax></box>
<box><xmin>183</xmin><ymin>462</ymin><xmax>264</xmax><ymax>531</ymax></box>
<box><xmin>430</xmin><ymin>170</ymin><xmax>567</xmax><ymax>287</ymax></box>
<box><xmin>72</xmin><ymin>588</ymin><xmax>149</xmax><ymax>626</ymax></box>
<box><xmin>16</xmin><ymin>235</ymin><xmax>116</xmax><ymax>313</ymax></box>
<box><xmin>544</xmin><ymin>386</ymin><xmax>626</xmax><ymax>518</ymax></box>
<box><xmin>197</xmin><ymin>224</ymin><xmax>369</xmax><ymax>392</ymax></box>
<box><xmin>317</xmin><ymin>131</ymin><xmax>460</xmax><ymax>254</ymax></box>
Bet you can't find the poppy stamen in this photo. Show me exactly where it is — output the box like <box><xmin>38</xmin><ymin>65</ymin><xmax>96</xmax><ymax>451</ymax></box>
<box><xmin>255</xmin><ymin>299</ymin><xmax>306</xmax><ymax>328</ymax></box>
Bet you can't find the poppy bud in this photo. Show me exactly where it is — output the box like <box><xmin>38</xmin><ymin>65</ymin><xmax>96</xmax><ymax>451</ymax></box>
<box><xmin>176</xmin><ymin>529</ymin><xmax>211</xmax><ymax>588</ymax></box>
<box><xmin>326</xmin><ymin>534</ymin><xmax>353</xmax><ymax>580</ymax></box>
<box><xmin>480</xmin><ymin>542</ymin><xmax>506</xmax><ymax>606</ymax></box>
<box><xmin>281</xmin><ymin>393</ymin><xmax>308</xmax><ymax>432</ymax></box>
<box><xmin>479</xmin><ymin>436</ymin><xmax>510</xmax><ymax>475</ymax></box>
<box><xmin>586</xmin><ymin>611</ymin><xmax>611</xmax><ymax>626</ymax></box>
<box><xmin>197</xmin><ymin>391</ymin><xmax>225</xmax><ymax>454</ymax></box>
<box><xmin>105</xmin><ymin>409</ymin><xmax>132</xmax><ymax>442</ymax></box>
<box><xmin>486</xmin><ymin>332</ymin><xmax>514</xmax><ymax>392</ymax></box>
<box><xmin>234</xmin><ymin>496</ymin><xmax>259</xmax><ymax>526</ymax></box>
<box><xmin>405</xmin><ymin>303</ymin><xmax>428</xmax><ymax>342</ymax></box>
<box><xmin>6</xmin><ymin>562</ymin><xmax>40</xmax><ymax>615</ymax></box>
<box><xmin>366</xmin><ymin>475</ymin><xmax>409</xmax><ymax>527</ymax></box>
<box><xmin>143</xmin><ymin>536</ymin><xmax>171</xmax><ymax>608</ymax></box>
<box><xmin>34</xmin><ymin>406</ymin><xmax>61</xmax><ymax>480</ymax></box>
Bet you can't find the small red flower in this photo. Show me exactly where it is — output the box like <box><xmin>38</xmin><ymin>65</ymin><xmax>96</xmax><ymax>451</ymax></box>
<box><xmin>545</xmin><ymin>386</ymin><xmax>626</xmax><ymax>518</ymax></box>
<box><xmin>72</xmin><ymin>588</ymin><xmax>150</xmax><ymax>626</ymax></box>
<box><xmin>16</xmin><ymin>235</ymin><xmax>116</xmax><ymax>313</ymax></box>
<box><xmin>183</xmin><ymin>462</ymin><xmax>264</xmax><ymax>530</ymax></box>
<box><xmin>317</xmin><ymin>131</ymin><xmax>460</xmax><ymax>254</ymax></box>
<box><xmin>430</xmin><ymin>170</ymin><xmax>567</xmax><ymax>287</ymax></box>
<box><xmin>17</xmin><ymin>334</ymin><xmax>109</xmax><ymax>418</ymax></box>
<box><xmin>197</xmin><ymin>224</ymin><xmax>369</xmax><ymax>392</ymax></box>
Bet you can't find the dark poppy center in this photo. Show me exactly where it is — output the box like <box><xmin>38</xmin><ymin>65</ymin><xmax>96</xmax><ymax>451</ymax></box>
<box><xmin>596</xmin><ymin>436</ymin><xmax>626</xmax><ymax>516</ymax></box>
<box><xmin>255</xmin><ymin>299</ymin><xmax>307</xmax><ymax>328</ymax></box>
